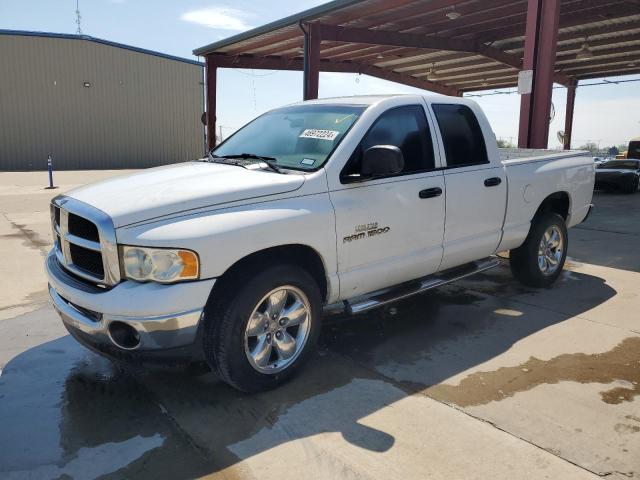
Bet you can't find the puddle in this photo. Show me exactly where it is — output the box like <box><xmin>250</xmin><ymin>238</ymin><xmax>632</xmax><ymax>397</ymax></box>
<box><xmin>0</xmin><ymin>289</ymin><xmax>50</xmax><ymax>313</ymax></box>
<box><xmin>0</xmin><ymin>337</ymin><xmax>211</xmax><ymax>478</ymax></box>
<box><xmin>426</xmin><ymin>336</ymin><xmax>640</xmax><ymax>407</ymax></box>
<box><xmin>2</xmin><ymin>220</ymin><xmax>50</xmax><ymax>255</ymax></box>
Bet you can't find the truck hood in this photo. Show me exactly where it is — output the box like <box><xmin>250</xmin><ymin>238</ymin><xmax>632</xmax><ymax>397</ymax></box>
<box><xmin>67</xmin><ymin>161</ymin><xmax>305</xmax><ymax>227</ymax></box>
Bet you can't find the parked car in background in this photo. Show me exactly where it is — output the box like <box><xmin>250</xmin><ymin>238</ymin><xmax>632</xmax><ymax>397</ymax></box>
<box><xmin>46</xmin><ymin>94</ymin><xmax>594</xmax><ymax>392</ymax></box>
<box><xmin>595</xmin><ymin>159</ymin><xmax>640</xmax><ymax>194</ymax></box>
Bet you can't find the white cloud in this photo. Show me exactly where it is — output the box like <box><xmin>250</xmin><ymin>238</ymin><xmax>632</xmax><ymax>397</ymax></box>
<box><xmin>180</xmin><ymin>7</ymin><xmax>253</xmax><ymax>31</ymax></box>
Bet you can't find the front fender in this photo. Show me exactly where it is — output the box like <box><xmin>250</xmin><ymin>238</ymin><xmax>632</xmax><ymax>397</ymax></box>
<box><xmin>116</xmin><ymin>193</ymin><xmax>338</xmax><ymax>291</ymax></box>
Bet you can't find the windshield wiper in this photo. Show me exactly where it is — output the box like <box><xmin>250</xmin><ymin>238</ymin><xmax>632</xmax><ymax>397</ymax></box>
<box><xmin>220</xmin><ymin>153</ymin><xmax>284</xmax><ymax>173</ymax></box>
<box><xmin>205</xmin><ymin>152</ymin><xmax>250</xmax><ymax>169</ymax></box>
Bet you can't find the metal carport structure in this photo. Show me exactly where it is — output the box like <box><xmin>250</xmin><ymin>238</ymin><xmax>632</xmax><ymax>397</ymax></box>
<box><xmin>194</xmin><ymin>0</ymin><xmax>640</xmax><ymax>150</ymax></box>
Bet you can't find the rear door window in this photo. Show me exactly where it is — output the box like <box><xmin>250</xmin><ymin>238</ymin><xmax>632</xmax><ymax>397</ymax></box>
<box><xmin>432</xmin><ymin>104</ymin><xmax>488</xmax><ymax>168</ymax></box>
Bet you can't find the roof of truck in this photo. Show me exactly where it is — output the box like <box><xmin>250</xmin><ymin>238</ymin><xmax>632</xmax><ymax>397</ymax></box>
<box><xmin>287</xmin><ymin>93</ymin><xmax>470</xmax><ymax>107</ymax></box>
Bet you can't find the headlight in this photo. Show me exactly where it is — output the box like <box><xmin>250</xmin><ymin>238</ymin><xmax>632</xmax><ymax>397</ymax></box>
<box><xmin>120</xmin><ymin>246</ymin><xmax>199</xmax><ymax>283</ymax></box>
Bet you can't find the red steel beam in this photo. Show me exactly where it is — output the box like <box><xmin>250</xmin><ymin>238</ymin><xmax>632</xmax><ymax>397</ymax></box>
<box><xmin>316</xmin><ymin>23</ymin><xmax>523</xmax><ymax>68</ymax></box>
<box><xmin>205</xmin><ymin>54</ymin><xmax>459</xmax><ymax>96</ymax></box>
<box><xmin>205</xmin><ymin>56</ymin><xmax>217</xmax><ymax>150</ymax></box>
<box><xmin>518</xmin><ymin>0</ymin><xmax>562</xmax><ymax>149</ymax></box>
<box><xmin>318</xmin><ymin>23</ymin><xmax>571</xmax><ymax>85</ymax></box>
<box><xmin>358</xmin><ymin>64</ymin><xmax>461</xmax><ymax>95</ymax></box>
<box><xmin>304</xmin><ymin>23</ymin><xmax>321</xmax><ymax>100</ymax></box>
<box><xmin>564</xmin><ymin>78</ymin><xmax>578</xmax><ymax>150</ymax></box>
<box><xmin>245</xmin><ymin>0</ymin><xmax>467</xmax><ymax>57</ymax></box>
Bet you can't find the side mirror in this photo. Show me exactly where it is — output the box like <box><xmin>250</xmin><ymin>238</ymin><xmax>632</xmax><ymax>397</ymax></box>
<box><xmin>361</xmin><ymin>145</ymin><xmax>404</xmax><ymax>177</ymax></box>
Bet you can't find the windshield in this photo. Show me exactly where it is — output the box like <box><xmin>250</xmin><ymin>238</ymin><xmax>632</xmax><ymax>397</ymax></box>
<box><xmin>213</xmin><ymin>104</ymin><xmax>366</xmax><ymax>171</ymax></box>
<box><xmin>597</xmin><ymin>160</ymin><xmax>640</xmax><ymax>170</ymax></box>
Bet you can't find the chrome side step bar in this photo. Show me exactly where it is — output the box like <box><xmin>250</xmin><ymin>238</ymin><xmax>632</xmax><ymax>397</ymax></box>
<box><xmin>342</xmin><ymin>257</ymin><xmax>501</xmax><ymax>315</ymax></box>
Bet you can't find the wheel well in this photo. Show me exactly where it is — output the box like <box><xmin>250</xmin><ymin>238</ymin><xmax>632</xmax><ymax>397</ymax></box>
<box><xmin>533</xmin><ymin>192</ymin><xmax>570</xmax><ymax>222</ymax></box>
<box><xmin>213</xmin><ymin>244</ymin><xmax>328</xmax><ymax>302</ymax></box>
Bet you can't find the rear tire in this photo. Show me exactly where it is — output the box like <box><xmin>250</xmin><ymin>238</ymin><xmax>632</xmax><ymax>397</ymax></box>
<box><xmin>202</xmin><ymin>263</ymin><xmax>322</xmax><ymax>392</ymax></box>
<box><xmin>510</xmin><ymin>213</ymin><xmax>568</xmax><ymax>288</ymax></box>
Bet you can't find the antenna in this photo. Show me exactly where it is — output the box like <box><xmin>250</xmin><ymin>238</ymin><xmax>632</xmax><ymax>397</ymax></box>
<box><xmin>75</xmin><ymin>0</ymin><xmax>83</xmax><ymax>35</ymax></box>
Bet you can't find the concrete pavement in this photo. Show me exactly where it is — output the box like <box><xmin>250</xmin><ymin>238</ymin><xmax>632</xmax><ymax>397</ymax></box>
<box><xmin>0</xmin><ymin>171</ymin><xmax>638</xmax><ymax>479</ymax></box>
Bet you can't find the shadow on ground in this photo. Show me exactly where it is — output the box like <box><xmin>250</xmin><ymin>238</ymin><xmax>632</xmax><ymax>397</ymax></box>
<box><xmin>0</xmin><ymin>267</ymin><xmax>620</xmax><ymax>479</ymax></box>
<box><xmin>570</xmin><ymin>190</ymin><xmax>640</xmax><ymax>273</ymax></box>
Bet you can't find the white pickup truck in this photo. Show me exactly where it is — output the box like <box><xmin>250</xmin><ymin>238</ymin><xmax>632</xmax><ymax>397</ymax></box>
<box><xmin>46</xmin><ymin>94</ymin><xmax>594</xmax><ymax>392</ymax></box>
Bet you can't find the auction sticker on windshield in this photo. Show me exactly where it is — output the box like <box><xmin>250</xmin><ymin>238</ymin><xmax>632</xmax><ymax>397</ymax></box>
<box><xmin>299</xmin><ymin>129</ymin><xmax>340</xmax><ymax>141</ymax></box>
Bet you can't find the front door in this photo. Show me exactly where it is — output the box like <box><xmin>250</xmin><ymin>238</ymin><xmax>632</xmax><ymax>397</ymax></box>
<box><xmin>329</xmin><ymin>104</ymin><xmax>446</xmax><ymax>298</ymax></box>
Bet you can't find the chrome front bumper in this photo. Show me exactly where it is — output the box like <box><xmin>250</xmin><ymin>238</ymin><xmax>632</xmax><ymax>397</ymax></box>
<box><xmin>46</xmin><ymin>250</ymin><xmax>216</xmax><ymax>352</ymax></box>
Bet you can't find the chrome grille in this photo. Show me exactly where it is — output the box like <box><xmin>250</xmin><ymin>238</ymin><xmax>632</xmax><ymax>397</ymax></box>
<box><xmin>51</xmin><ymin>196</ymin><xmax>121</xmax><ymax>286</ymax></box>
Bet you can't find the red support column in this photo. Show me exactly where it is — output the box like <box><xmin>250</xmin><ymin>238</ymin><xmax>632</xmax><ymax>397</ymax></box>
<box><xmin>563</xmin><ymin>79</ymin><xmax>577</xmax><ymax>150</ymax></box>
<box><xmin>205</xmin><ymin>55</ymin><xmax>217</xmax><ymax>150</ymax></box>
<box><xmin>303</xmin><ymin>23</ymin><xmax>321</xmax><ymax>100</ymax></box>
<box><xmin>518</xmin><ymin>0</ymin><xmax>561</xmax><ymax>149</ymax></box>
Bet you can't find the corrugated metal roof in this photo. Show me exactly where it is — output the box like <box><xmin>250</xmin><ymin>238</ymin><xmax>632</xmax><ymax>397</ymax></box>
<box><xmin>193</xmin><ymin>0</ymin><xmax>640</xmax><ymax>94</ymax></box>
<box><xmin>193</xmin><ymin>0</ymin><xmax>363</xmax><ymax>56</ymax></box>
<box><xmin>0</xmin><ymin>29</ymin><xmax>203</xmax><ymax>66</ymax></box>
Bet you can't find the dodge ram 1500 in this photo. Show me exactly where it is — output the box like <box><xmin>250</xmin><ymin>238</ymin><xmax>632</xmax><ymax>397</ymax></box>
<box><xmin>46</xmin><ymin>94</ymin><xmax>595</xmax><ymax>391</ymax></box>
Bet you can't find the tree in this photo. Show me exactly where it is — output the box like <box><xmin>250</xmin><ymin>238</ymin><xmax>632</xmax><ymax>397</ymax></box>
<box><xmin>578</xmin><ymin>142</ymin><xmax>599</xmax><ymax>154</ymax></box>
<box><xmin>497</xmin><ymin>138</ymin><xmax>514</xmax><ymax>148</ymax></box>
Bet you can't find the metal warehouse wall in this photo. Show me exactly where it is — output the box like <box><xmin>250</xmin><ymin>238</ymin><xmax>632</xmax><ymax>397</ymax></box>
<box><xmin>0</xmin><ymin>34</ymin><xmax>205</xmax><ymax>170</ymax></box>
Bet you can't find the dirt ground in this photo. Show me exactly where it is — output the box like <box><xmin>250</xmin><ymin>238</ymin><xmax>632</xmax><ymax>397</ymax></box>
<box><xmin>0</xmin><ymin>170</ymin><xmax>638</xmax><ymax>479</ymax></box>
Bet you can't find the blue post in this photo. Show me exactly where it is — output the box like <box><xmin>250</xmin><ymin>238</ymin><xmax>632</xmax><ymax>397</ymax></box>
<box><xmin>47</xmin><ymin>155</ymin><xmax>55</xmax><ymax>189</ymax></box>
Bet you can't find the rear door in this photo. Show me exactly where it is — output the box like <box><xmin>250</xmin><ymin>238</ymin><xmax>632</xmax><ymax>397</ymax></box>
<box><xmin>429</xmin><ymin>103</ymin><xmax>506</xmax><ymax>270</ymax></box>
<box><xmin>330</xmin><ymin>104</ymin><xmax>445</xmax><ymax>297</ymax></box>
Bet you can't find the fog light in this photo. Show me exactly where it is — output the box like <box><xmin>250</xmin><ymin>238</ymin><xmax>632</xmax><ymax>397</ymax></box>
<box><xmin>108</xmin><ymin>321</ymin><xmax>141</xmax><ymax>350</ymax></box>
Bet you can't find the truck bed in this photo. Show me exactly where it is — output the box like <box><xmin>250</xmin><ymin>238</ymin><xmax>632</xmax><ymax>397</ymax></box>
<box><xmin>499</xmin><ymin>148</ymin><xmax>590</xmax><ymax>164</ymax></box>
<box><xmin>496</xmin><ymin>147</ymin><xmax>594</xmax><ymax>254</ymax></box>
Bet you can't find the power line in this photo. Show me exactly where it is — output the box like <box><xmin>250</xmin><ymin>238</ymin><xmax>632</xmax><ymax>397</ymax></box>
<box><xmin>465</xmin><ymin>77</ymin><xmax>640</xmax><ymax>98</ymax></box>
<box><xmin>231</xmin><ymin>68</ymin><xmax>280</xmax><ymax>77</ymax></box>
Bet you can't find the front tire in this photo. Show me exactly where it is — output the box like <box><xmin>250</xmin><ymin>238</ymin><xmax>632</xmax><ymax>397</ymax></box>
<box><xmin>510</xmin><ymin>213</ymin><xmax>568</xmax><ymax>288</ymax></box>
<box><xmin>203</xmin><ymin>264</ymin><xmax>322</xmax><ymax>392</ymax></box>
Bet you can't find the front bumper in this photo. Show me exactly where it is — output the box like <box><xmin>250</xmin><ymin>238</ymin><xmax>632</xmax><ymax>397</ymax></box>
<box><xmin>46</xmin><ymin>250</ymin><xmax>216</xmax><ymax>355</ymax></box>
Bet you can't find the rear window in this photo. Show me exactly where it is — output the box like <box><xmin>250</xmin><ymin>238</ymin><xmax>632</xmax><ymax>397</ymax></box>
<box><xmin>432</xmin><ymin>104</ymin><xmax>488</xmax><ymax>168</ymax></box>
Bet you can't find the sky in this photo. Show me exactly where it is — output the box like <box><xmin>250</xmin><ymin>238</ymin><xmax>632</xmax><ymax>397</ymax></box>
<box><xmin>2</xmin><ymin>0</ymin><xmax>639</xmax><ymax>149</ymax></box>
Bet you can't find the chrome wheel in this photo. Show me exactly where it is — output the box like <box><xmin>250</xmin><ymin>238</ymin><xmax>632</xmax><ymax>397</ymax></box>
<box><xmin>244</xmin><ymin>286</ymin><xmax>312</xmax><ymax>374</ymax></box>
<box><xmin>537</xmin><ymin>225</ymin><xmax>564</xmax><ymax>276</ymax></box>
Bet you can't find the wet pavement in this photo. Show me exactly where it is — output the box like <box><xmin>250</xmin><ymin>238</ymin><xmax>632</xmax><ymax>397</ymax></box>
<box><xmin>0</xmin><ymin>173</ymin><xmax>638</xmax><ymax>479</ymax></box>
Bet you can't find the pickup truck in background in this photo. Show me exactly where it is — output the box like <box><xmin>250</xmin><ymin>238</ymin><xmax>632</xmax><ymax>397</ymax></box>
<box><xmin>46</xmin><ymin>94</ymin><xmax>595</xmax><ymax>392</ymax></box>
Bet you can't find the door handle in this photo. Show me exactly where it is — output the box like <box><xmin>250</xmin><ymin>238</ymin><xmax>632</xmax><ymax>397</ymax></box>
<box><xmin>484</xmin><ymin>177</ymin><xmax>502</xmax><ymax>187</ymax></box>
<box><xmin>419</xmin><ymin>187</ymin><xmax>443</xmax><ymax>199</ymax></box>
